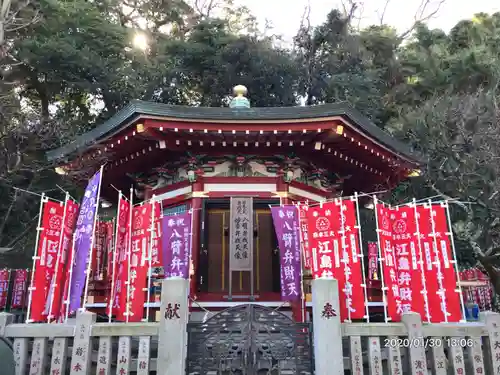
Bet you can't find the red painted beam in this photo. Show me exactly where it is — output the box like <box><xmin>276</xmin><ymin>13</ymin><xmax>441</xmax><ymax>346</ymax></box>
<box><xmin>144</xmin><ymin>118</ymin><xmax>341</xmax><ymax>132</ymax></box>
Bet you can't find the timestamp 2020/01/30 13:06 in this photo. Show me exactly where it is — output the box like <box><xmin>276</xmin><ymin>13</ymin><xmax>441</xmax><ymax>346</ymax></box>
<box><xmin>383</xmin><ymin>338</ymin><xmax>475</xmax><ymax>349</ymax></box>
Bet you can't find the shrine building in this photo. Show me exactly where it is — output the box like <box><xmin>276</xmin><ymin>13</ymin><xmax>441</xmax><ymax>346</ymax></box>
<box><xmin>47</xmin><ymin>86</ymin><xmax>421</xmax><ymax>321</ymax></box>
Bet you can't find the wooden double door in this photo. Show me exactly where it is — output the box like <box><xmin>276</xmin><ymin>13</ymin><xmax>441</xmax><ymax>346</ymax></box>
<box><xmin>201</xmin><ymin>207</ymin><xmax>280</xmax><ymax>296</ymax></box>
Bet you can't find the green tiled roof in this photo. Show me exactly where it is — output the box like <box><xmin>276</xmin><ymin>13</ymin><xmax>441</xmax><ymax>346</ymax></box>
<box><xmin>46</xmin><ymin>100</ymin><xmax>421</xmax><ymax>163</ymax></box>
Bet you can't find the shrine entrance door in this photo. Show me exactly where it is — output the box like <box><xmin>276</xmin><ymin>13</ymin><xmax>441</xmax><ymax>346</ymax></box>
<box><xmin>185</xmin><ymin>304</ymin><xmax>314</xmax><ymax>375</ymax></box>
<box><xmin>204</xmin><ymin>206</ymin><xmax>280</xmax><ymax>298</ymax></box>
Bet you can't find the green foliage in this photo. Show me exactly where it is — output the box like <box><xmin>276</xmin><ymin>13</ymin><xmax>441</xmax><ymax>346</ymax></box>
<box><xmin>2</xmin><ymin>0</ymin><xmax>500</xmax><ymax>289</ymax></box>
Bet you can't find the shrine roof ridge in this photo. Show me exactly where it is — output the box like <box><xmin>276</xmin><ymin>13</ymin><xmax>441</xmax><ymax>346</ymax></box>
<box><xmin>46</xmin><ymin>100</ymin><xmax>422</xmax><ymax>163</ymax></box>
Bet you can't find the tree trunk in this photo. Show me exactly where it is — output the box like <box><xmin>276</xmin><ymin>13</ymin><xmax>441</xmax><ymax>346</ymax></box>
<box><xmin>478</xmin><ymin>256</ymin><xmax>500</xmax><ymax>308</ymax></box>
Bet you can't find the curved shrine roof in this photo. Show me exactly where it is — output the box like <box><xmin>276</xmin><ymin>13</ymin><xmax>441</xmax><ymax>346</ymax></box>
<box><xmin>46</xmin><ymin>100</ymin><xmax>421</xmax><ymax>164</ymax></box>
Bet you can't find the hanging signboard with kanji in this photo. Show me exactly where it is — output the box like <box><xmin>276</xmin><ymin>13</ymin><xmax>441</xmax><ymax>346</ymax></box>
<box><xmin>229</xmin><ymin>197</ymin><xmax>253</xmax><ymax>272</ymax></box>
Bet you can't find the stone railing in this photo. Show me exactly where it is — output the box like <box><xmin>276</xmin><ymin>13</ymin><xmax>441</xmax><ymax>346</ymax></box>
<box><xmin>0</xmin><ymin>312</ymin><xmax>159</xmax><ymax>375</ymax></box>
<box><xmin>0</xmin><ymin>277</ymin><xmax>498</xmax><ymax>374</ymax></box>
<box><xmin>314</xmin><ymin>278</ymin><xmax>500</xmax><ymax>375</ymax></box>
<box><xmin>0</xmin><ymin>277</ymin><xmax>188</xmax><ymax>375</ymax></box>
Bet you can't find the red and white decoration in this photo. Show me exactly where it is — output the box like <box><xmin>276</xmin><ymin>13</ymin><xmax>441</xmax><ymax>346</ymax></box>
<box><xmin>29</xmin><ymin>200</ymin><xmax>64</xmax><ymax>322</ymax></box>
<box><xmin>297</xmin><ymin>203</ymin><xmax>312</xmax><ymax>269</ymax></box>
<box><xmin>391</xmin><ymin>206</ymin><xmax>426</xmax><ymax>319</ymax></box>
<box><xmin>375</xmin><ymin>204</ymin><xmax>402</xmax><ymax>320</ymax></box>
<box><xmin>375</xmin><ymin>199</ymin><xmax>463</xmax><ymax>323</ymax></box>
<box><xmin>126</xmin><ymin>203</ymin><xmax>152</xmax><ymax>322</ymax></box>
<box><xmin>460</xmin><ymin>268</ymin><xmax>493</xmax><ymax>310</ymax></box>
<box><xmin>11</xmin><ymin>269</ymin><xmax>28</xmax><ymax>309</ymax></box>
<box><xmin>307</xmin><ymin>199</ymin><xmax>365</xmax><ymax>321</ymax></box>
<box><xmin>0</xmin><ymin>269</ymin><xmax>10</xmax><ymax>309</ymax></box>
<box><xmin>48</xmin><ymin>199</ymin><xmax>79</xmax><ymax>322</ymax></box>
<box><xmin>151</xmin><ymin>202</ymin><xmax>162</xmax><ymax>268</ymax></box>
<box><xmin>416</xmin><ymin>203</ymin><xmax>461</xmax><ymax>323</ymax></box>
<box><xmin>111</xmin><ymin>195</ymin><xmax>131</xmax><ymax>321</ymax></box>
<box><xmin>92</xmin><ymin>221</ymin><xmax>109</xmax><ymax>281</ymax></box>
<box><xmin>367</xmin><ymin>242</ymin><xmax>378</xmax><ymax>287</ymax></box>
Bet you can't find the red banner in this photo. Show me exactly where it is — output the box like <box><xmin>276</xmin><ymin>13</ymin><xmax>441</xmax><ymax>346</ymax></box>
<box><xmin>127</xmin><ymin>203</ymin><xmax>152</xmax><ymax>321</ymax></box>
<box><xmin>112</xmin><ymin>196</ymin><xmax>131</xmax><ymax>321</ymax></box>
<box><xmin>392</xmin><ymin>206</ymin><xmax>427</xmax><ymax>321</ymax></box>
<box><xmin>92</xmin><ymin>221</ymin><xmax>108</xmax><ymax>281</ymax></box>
<box><xmin>298</xmin><ymin>204</ymin><xmax>312</xmax><ymax>269</ymax></box>
<box><xmin>367</xmin><ymin>242</ymin><xmax>378</xmax><ymax>287</ymax></box>
<box><xmin>0</xmin><ymin>269</ymin><xmax>10</xmax><ymax>309</ymax></box>
<box><xmin>307</xmin><ymin>199</ymin><xmax>365</xmax><ymax>321</ymax></box>
<box><xmin>11</xmin><ymin>269</ymin><xmax>28</xmax><ymax>309</ymax></box>
<box><xmin>476</xmin><ymin>269</ymin><xmax>493</xmax><ymax>310</ymax></box>
<box><xmin>417</xmin><ymin>203</ymin><xmax>461</xmax><ymax>323</ymax></box>
<box><xmin>376</xmin><ymin>204</ymin><xmax>402</xmax><ymax>320</ymax></box>
<box><xmin>49</xmin><ymin>199</ymin><xmax>79</xmax><ymax>321</ymax></box>
<box><xmin>105</xmin><ymin>220</ymin><xmax>115</xmax><ymax>282</ymax></box>
<box><xmin>308</xmin><ymin>201</ymin><xmax>341</xmax><ymax>279</ymax></box>
<box><xmin>30</xmin><ymin>200</ymin><xmax>64</xmax><ymax>322</ymax></box>
<box><xmin>151</xmin><ymin>202</ymin><xmax>162</xmax><ymax>268</ymax></box>
<box><xmin>340</xmin><ymin>199</ymin><xmax>366</xmax><ymax>319</ymax></box>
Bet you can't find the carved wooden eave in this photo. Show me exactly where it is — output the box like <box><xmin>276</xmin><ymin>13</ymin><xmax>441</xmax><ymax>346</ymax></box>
<box><xmin>46</xmin><ymin>101</ymin><xmax>422</xmax><ymax>201</ymax></box>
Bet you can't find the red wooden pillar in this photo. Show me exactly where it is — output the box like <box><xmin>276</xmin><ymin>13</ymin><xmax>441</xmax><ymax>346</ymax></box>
<box><xmin>278</xmin><ymin>179</ymin><xmax>305</xmax><ymax>322</ymax></box>
<box><xmin>189</xmin><ymin>179</ymin><xmax>204</xmax><ymax>301</ymax></box>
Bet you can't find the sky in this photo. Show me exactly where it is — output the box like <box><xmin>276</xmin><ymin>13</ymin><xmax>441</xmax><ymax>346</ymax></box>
<box><xmin>235</xmin><ymin>0</ymin><xmax>500</xmax><ymax>40</ymax></box>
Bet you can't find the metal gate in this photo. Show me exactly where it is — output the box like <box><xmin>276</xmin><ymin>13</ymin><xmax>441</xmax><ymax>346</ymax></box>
<box><xmin>185</xmin><ymin>304</ymin><xmax>314</xmax><ymax>375</ymax></box>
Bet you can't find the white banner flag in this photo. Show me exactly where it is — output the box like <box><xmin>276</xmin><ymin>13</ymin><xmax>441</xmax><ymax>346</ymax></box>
<box><xmin>229</xmin><ymin>197</ymin><xmax>253</xmax><ymax>271</ymax></box>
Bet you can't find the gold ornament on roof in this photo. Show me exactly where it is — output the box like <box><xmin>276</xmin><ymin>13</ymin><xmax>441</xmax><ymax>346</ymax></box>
<box><xmin>233</xmin><ymin>85</ymin><xmax>248</xmax><ymax>97</ymax></box>
<box><xmin>229</xmin><ymin>85</ymin><xmax>250</xmax><ymax>109</ymax></box>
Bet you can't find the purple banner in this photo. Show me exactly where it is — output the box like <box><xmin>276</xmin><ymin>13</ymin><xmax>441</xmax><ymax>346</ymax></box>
<box><xmin>271</xmin><ymin>206</ymin><xmax>301</xmax><ymax>301</ymax></box>
<box><xmin>162</xmin><ymin>211</ymin><xmax>192</xmax><ymax>278</ymax></box>
<box><xmin>68</xmin><ymin>170</ymin><xmax>101</xmax><ymax>313</ymax></box>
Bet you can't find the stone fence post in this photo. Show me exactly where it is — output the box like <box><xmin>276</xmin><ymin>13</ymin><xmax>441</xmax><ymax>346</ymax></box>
<box><xmin>0</xmin><ymin>313</ymin><xmax>15</xmax><ymax>375</ymax></box>
<box><xmin>481</xmin><ymin>311</ymin><xmax>500</xmax><ymax>375</ymax></box>
<box><xmin>70</xmin><ymin>310</ymin><xmax>96</xmax><ymax>375</ymax></box>
<box><xmin>157</xmin><ymin>277</ymin><xmax>190</xmax><ymax>375</ymax></box>
<box><xmin>401</xmin><ymin>312</ymin><xmax>427</xmax><ymax>375</ymax></box>
<box><xmin>0</xmin><ymin>312</ymin><xmax>14</xmax><ymax>336</ymax></box>
<box><xmin>311</xmin><ymin>277</ymin><xmax>344</xmax><ymax>375</ymax></box>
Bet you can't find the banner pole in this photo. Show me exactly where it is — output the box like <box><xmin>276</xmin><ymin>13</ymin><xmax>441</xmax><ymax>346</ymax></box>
<box><xmin>145</xmin><ymin>196</ymin><xmax>156</xmax><ymax>322</ymax></box>
<box><xmin>353</xmin><ymin>193</ymin><xmax>370</xmax><ymax>323</ymax></box>
<box><xmin>373</xmin><ymin>196</ymin><xmax>389</xmax><ymax>324</ymax></box>
<box><xmin>427</xmin><ymin>199</ymin><xmax>448</xmax><ymax>323</ymax></box>
<box><xmin>444</xmin><ymin>201</ymin><xmax>467</xmax><ymax>322</ymax></box>
<box><xmin>108</xmin><ymin>191</ymin><xmax>123</xmax><ymax>323</ymax></box>
<box><xmin>64</xmin><ymin>233</ymin><xmax>77</xmax><ymax>322</ymax></box>
<box><xmin>26</xmin><ymin>193</ymin><xmax>47</xmax><ymax>324</ymax></box>
<box><xmin>250</xmin><ymin>197</ymin><xmax>255</xmax><ymax>301</ymax></box>
<box><xmin>412</xmin><ymin>198</ymin><xmax>431</xmax><ymax>323</ymax></box>
<box><xmin>82</xmin><ymin>166</ymin><xmax>104</xmax><ymax>311</ymax></box>
<box><xmin>47</xmin><ymin>193</ymin><xmax>69</xmax><ymax>322</ymax></box>
<box><xmin>337</xmin><ymin>197</ymin><xmax>351</xmax><ymax>323</ymax></box>
<box><xmin>228</xmin><ymin>198</ymin><xmax>233</xmax><ymax>301</ymax></box>
<box><xmin>188</xmin><ymin>206</ymin><xmax>195</xmax><ymax>311</ymax></box>
<box><xmin>294</xmin><ymin>203</ymin><xmax>306</xmax><ymax>323</ymax></box>
<box><xmin>126</xmin><ymin>187</ymin><xmax>134</xmax><ymax>323</ymax></box>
